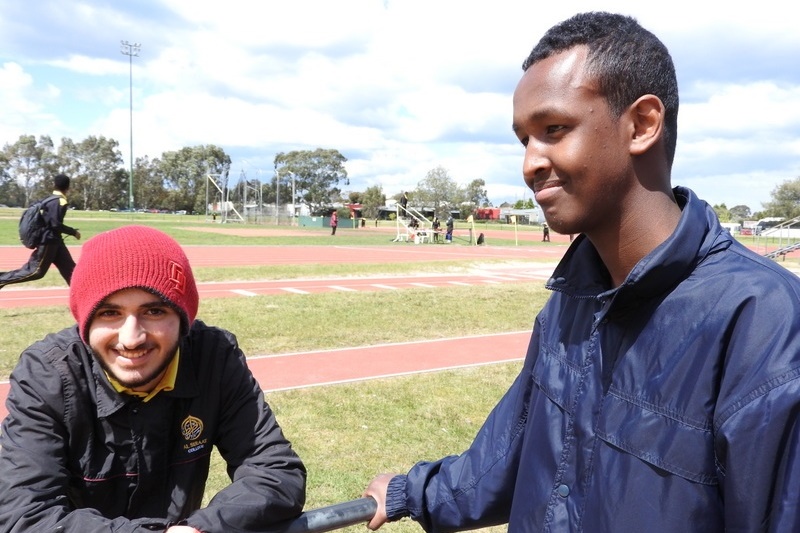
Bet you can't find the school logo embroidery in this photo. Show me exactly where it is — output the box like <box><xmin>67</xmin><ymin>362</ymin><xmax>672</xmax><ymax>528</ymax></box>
<box><xmin>181</xmin><ymin>415</ymin><xmax>203</xmax><ymax>440</ymax></box>
<box><xmin>181</xmin><ymin>415</ymin><xmax>208</xmax><ymax>454</ymax></box>
<box><xmin>168</xmin><ymin>260</ymin><xmax>186</xmax><ymax>295</ymax></box>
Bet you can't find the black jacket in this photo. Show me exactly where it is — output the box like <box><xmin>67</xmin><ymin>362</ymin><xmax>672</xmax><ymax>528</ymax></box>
<box><xmin>42</xmin><ymin>190</ymin><xmax>78</xmax><ymax>244</ymax></box>
<box><xmin>0</xmin><ymin>320</ymin><xmax>306</xmax><ymax>532</ymax></box>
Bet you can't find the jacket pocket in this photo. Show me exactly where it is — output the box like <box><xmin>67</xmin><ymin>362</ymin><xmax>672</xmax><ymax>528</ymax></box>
<box><xmin>596</xmin><ymin>389</ymin><xmax>718</xmax><ymax>485</ymax></box>
<box><xmin>530</xmin><ymin>343</ymin><xmax>583</xmax><ymax>413</ymax></box>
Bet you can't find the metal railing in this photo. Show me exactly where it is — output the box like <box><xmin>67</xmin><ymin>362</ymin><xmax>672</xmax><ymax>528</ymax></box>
<box><xmin>276</xmin><ymin>497</ymin><xmax>377</xmax><ymax>533</ymax></box>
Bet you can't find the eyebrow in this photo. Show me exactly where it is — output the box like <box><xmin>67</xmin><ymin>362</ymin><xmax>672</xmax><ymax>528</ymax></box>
<box><xmin>513</xmin><ymin>105</ymin><xmax>576</xmax><ymax>133</ymax></box>
<box><xmin>96</xmin><ymin>300</ymin><xmax>168</xmax><ymax>311</ymax></box>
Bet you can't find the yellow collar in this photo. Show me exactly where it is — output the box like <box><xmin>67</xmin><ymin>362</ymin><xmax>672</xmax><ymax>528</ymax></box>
<box><xmin>106</xmin><ymin>350</ymin><xmax>180</xmax><ymax>402</ymax></box>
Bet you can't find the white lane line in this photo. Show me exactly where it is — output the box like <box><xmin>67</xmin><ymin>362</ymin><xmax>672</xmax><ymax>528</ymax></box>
<box><xmin>330</xmin><ymin>285</ymin><xmax>357</xmax><ymax>292</ymax></box>
<box><xmin>231</xmin><ymin>289</ymin><xmax>259</xmax><ymax>296</ymax></box>
<box><xmin>282</xmin><ymin>287</ymin><xmax>310</xmax><ymax>294</ymax></box>
<box><xmin>371</xmin><ymin>284</ymin><xmax>399</xmax><ymax>290</ymax></box>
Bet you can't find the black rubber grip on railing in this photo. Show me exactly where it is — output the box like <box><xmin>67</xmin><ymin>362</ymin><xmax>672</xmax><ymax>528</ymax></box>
<box><xmin>278</xmin><ymin>497</ymin><xmax>378</xmax><ymax>533</ymax></box>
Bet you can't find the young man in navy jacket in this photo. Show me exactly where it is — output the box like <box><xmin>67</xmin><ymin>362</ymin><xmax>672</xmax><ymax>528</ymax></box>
<box><xmin>364</xmin><ymin>12</ymin><xmax>800</xmax><ymax>532</ymax></box>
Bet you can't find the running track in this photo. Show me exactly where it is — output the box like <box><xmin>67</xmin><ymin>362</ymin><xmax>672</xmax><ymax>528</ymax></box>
<box><xmin>0</xmin><ymin>240</ymin><xmax>565</xmax><ymax>421</ymax></box>
<box><xmin>3</xmin><ymin>236</ymin><xmax>798</xmax><ymax>422</ymax></box>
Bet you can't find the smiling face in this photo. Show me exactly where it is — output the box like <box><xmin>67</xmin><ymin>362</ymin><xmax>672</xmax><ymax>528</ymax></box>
<box><xmin>88</xmin><ymin>287</ymin><xmax>181</xmax><ymax>393</ymax></box>
<box><xmin>512</xmin><ymin>46</ymin><xmax>636</xmax><ymax>238</ymax></box>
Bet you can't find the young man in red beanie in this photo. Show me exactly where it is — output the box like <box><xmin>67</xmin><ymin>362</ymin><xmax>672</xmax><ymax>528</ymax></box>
<box><xmin>0</xmin><ymin>225</ymin><xmax>306</xmax><ymax>533</ymax></box>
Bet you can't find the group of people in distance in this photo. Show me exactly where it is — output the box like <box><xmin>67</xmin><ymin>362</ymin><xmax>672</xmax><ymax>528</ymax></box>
<box><xmin>2</xmin><ymin>11</ymin><xmax>800</xmax><ymax>533</ymax></box>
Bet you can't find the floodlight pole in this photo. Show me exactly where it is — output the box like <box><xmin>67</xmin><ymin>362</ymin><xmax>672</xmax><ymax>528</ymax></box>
<box><xmin>275</xmin><ymin>163</ymin><xmax>280</xmax><ymax>224</ymax></box>
<box><xmin>291</xmin><ymin>171</ymin><xmax>296</xmax><ymax>224</ymax></box>
<box><xmin>120</xmin><ymin>40</ymin><xmax>141</xmax><ymax>212</ymax></box>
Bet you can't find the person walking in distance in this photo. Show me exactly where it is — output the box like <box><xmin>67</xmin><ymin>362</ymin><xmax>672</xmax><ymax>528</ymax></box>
<box><xmin>330</xmin><ymin>209</ymin><xmax>338</xmax><ymax>235</ymax></box>
<box><xmin>0</xmin><ymin>173</ymin><xmax>81</xmax><ymax>289</ymax></box>
<box><xmin>363</xmin><ymin>11</ymin><xmax>800</xmax><ymax>532</ymax></box>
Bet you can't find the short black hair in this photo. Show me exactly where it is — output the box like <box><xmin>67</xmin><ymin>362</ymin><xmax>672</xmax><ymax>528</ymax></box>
<box><xmin>54</xmin><ymin>173</ymin><xmax>71</xmax><ymax>192</ymax></box>
<box><xmin>522</xmin><ymin>12</ymin><xmax>679</xmax><ymax>166</ymax></box>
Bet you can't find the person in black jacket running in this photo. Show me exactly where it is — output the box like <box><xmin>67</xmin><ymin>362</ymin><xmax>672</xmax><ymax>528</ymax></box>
<box><xmin>0</xmin><ymin>173</ymin><xmax>81</xmax><ymax>289</ymax></box>
<box><xmin>0</xmin><ymin>225</ymin><xmax>306</xmax><ymax>533</ymax></box>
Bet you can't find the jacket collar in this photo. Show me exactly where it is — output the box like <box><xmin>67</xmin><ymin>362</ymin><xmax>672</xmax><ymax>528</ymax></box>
<box><xmin>546</xmin><ymin>187</ymin><xmax>732</xmax><ymax>307</ymax></box>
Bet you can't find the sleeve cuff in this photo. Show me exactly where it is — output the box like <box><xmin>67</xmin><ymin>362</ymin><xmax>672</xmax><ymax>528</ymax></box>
<box><xmin>384</xmin><ymin>474</ymin><xmax>410</xmax><ymax>521</ymax></box>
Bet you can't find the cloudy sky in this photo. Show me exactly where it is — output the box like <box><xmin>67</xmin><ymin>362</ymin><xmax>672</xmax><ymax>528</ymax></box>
<box><xmin>1</xmin><ymin>0</ymin><xmax>798</xmax><ymax>211</ymax></box>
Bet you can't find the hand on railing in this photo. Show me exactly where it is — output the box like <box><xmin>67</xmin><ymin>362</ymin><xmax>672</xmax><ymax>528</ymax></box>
<box><xmin>276</xmin><ymin>497</ymin><xmax>378</xmax><ymax>533</ymax></box>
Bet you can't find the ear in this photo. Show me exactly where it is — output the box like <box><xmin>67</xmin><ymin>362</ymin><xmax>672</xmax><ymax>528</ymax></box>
<box><xmin>627</xmin><ymin>94</ymin><xmax>665</xmax><ymax>156</ymax></box>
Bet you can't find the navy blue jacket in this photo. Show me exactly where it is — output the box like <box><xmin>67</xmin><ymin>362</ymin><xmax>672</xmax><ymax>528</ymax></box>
<box><xmin>0</xmin><ymin>320</ymin><xmax>306</xmax><ymax>532</ymax></box>
<box><xmin>387</xmin><ymin>187</ymin><xmax>800</xmax><ymax>532</ymax></box>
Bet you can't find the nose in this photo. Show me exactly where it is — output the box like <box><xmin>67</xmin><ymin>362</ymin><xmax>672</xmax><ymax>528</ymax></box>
<box><xmin>117</xmin><ymin>314</ymin><xmax>145</xmax><ymax>349</ymax></box>
<box><xmin>522</xmin><ymin>141</ymin><xmax>549</xmax><ymax>190</ymax></box>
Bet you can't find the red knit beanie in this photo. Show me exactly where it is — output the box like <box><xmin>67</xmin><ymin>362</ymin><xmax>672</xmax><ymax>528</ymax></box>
<box><xmin>70</xmin><ymin>225</ymin><xmax>199</xmax><ymax>342</ymax></box>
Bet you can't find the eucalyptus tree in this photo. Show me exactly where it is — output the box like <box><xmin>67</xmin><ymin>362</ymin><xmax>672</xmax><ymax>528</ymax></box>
<box><xmin>0</xmin><ymin>150</ymin><xmax>25</xmax><ymax>206</ymax></box>
<box><xmin>413</xmin><ymin>166</ymin><xmax>460</xmax><ymax>219</ymax></box>
<box><xmin>159</xmin><ymin>144</ymin><xmax>232</xmax><ymax>214</ymax></box>
<box><xmin>464</xmin><ymin>178</ymin><xmax>490</xmax><ymax>208</ymax></box>
<box><xmin>2</xmin><ymin>135</ymin><xmax>57</xmax><ymax>205</ymax></box>
<box><xmin>273</xmin><ymin>148</ymin><xmax>348</xmax><ymax>215</ymax></box>
<box><xmin>360</xmin><ymin>185</ymin><xmax>386</xmax><ymax>219</ymax></box>
<box><xmin>131</xmin><ymin>156</ymin><xmax>169</xmax><ymax>211</ymax></box>
<box><xmin>761</xmin><ymin>177</ymin><xmax>800</xmax><ymax>220</ymax></box>
<box><xmin>58</xmin><ymin>135</ymin><xmax>125</xmax><ymax>210</ymax></box>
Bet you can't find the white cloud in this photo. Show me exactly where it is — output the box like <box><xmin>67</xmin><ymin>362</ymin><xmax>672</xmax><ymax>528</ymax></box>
<box><xmin>683</xmin><ymin>81</ymin><xmax>800</xmax><ymax>135</ymax></box>
<box><xmin>0</xmin><ymin>62</ymin><xmax>67</xmax><ymax>142</ymax></box>
<box><xmin>0</xmin><ymin>0</ymin><xmax>798</xmax><ymax>208</ymax></box>
<box><xmin>48</xmin><ymin>55</ymin><xmax>127</xmax><ymax>76</ymax></box>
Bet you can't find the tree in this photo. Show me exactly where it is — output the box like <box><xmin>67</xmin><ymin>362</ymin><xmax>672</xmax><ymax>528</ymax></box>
<box><xmin>514</xmin><ymin>198</ymin><xmax>535</xmax><ymax>209</ymax></box>
<box><xmin>761</xmin><ymin>177</ymin><xmax>800</xmax><ymax>220</ymax></box>
<box><xmin>713</xmin><ymin>203</ymin><xmax>730</xmax><ymax>222</ymax></box>
<box><xmin>58</xmin><ymin>136</ymin><xmax>125</xmax><ymax>210</ymax></box>
<box><xmin>160</xmin><ymin>145</ymin><xmax>231</xmax><ymax>214</ymax></box>
<box><xmin>414</xmin><ymin>166</ymin><xmax>460</xmax><ymax>218</ymax></box>
<box><xmin>360</xmin><ymin>185</ymin><xmax>386</xmax><ymax>219</ymax></box>
<box><xmin>134</xmin><ymin>156</ymin><xmax>169</xmax><ymax>211</ymax></box>
<box><xmin>2</xmin><ymin>135</ymin><xmax>57</xmax><ymax>206</ymax></box>
<box><xmin>0</xmin><ymin>150</ymin><xmax>25</xmax><ymax>206</ymax></box>
<box><xmin>465</xmin><ymin>179</ymin><xmax>491</xmax><ymax>207</ymax></box>
<box><xmin>347</xmin><ymin>191</ymin><xmax>363</xmax><ymax>204</ymax></box>
<box><xmin>273</xmin><ymin>148</ymin><xmax>348</xmax><ymax>215</ymax></box>
<box><xmin>728</xmin><ymin>204</ymin><xmax>751</xmax><ymax>222</ymax></box>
